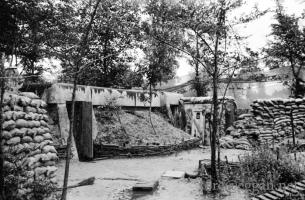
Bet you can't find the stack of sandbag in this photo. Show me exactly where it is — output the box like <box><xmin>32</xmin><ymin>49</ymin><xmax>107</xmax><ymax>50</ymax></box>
<box><xmin>227</xmin><ymin>113</ymin><xmax>260</xmax><ymax>138</ymax></box>
<box><xmin>219</xmin><ymin>135</ymin><xmax>251</xmax><ymax>150</ymax></box>
<box><xmin>251</xmin><ymin>98</ymin><xmax>305</xmax><ymax>139</ymax></box>
<box><xmin>2</xmin><ymin>92</ymin><xmax>57</xmax><ymax>199</ymax></box>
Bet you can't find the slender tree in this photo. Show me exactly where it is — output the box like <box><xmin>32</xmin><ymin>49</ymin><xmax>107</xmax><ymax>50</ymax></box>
<box><xmin>264</xmin><ymin>1</ymin><xmax>305</xmax><ymax>97</ymax></box>
<box><xmin>60</xmin><ymin>0</ymin><xmax>102</xmax><ymax>199</ymax></box>
<box><xmin>0</xmin><ymin>53</ymin><xmax>5</xmax><ymax>200</ymax></box>
<box><xmin>150</xmin><ymin>0</ymin><xmax>266</xmax><ymax>191</ymax></box>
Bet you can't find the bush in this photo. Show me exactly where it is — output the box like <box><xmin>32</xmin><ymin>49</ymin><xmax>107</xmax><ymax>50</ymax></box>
<box><xmin>4</xmin><ymin>167</ymin><xmax>58</xmax><ymax>200</ymax></box>
<box><xmin>224</xmin><ymin>145</ymin><xmax>305</xmax><ymax>195</ymax></box>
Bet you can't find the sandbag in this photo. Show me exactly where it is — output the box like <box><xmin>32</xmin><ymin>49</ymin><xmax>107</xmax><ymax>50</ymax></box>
<box><xmin>13</xmin><ymin>105</ymin><xmax>23</xmax><ymax>112</ymax></box>
<box><xmin>3</xmin><ymin>111</ymin><xmax>14</xmax><ymax>120</ymax></box>
<box><xmin>3</xmin><ymin>105</ymin><xmax>11</xmax><ymax>112</ymax></box>
<box><xmin>34</xmin><ymin>167</ymin><xmax>47</xmax><ymax>176</ymax></box>
<box><xmin>30</xmin><ymin>99</ymin><xmax>41</xmax><ymax>108</ymax></box>
<box><xmin>18</xmin><ymin>96</ymin><xmax>31</xmax><ymax>107</ymax></box>
<box><xmin>40</xmin><ymin>120</ymin><xmax>48</xmax><ymax>127</ymax></box>
<box><xmin>37</xmin><ymin>108</ymin><xmax>47</xmax><ymax>114</ymax></box>
<box><xmin>3</xmin><ymin>120</ymin><xmax>16</xmax><ymax>131</ymax></box>
<box><xmin>20</xmin><ymin>92</ymin><xmax>39</xmax><ymax>99</ymax></box>
<box><xmin>22</xmin><ymin>136</ymin><xmax>33</xmax><ymax>143</ymax></box>
<box><xmin>43</xmin><ymin>161</ymin><xmax>56</xmax><ymax>167</ymax></box>
<box><xmin>33</xmin><ymin>120</ymin><xmax>41</xmax><ymax>127</ymax></box>
<box><xmin>42</xmin><ymin>145</ymin><xmax>57</xmax><ymax>154</ymax></box>
<box><xmin>26</xmin><ymin>128</ymin><xmax>36</xmax><ymax>137</ymax></box>
<box><xmin>12</xmin><ymin>111</ymin><xmax>26</xmax><ymax>120</ymax></box>
<box><xmin>15</xmin><ymin>119</ymin><xmax>28</xmax><ymax>128</ymax></box>
<box><xmin>25</xmin><ymin>106</ymin><xmax>37</xmax><ymax>113</ymax></box>
<box><xmin>43</xmin><ymin>133</ymin><xmax>52</xmax><ymax>140</ymax></box>
<box><xmin>2</xmin><ymin>131</ymin><xmax>12</xmax><ymax>140</ymax></box>
<box><xmin>10</xmin><ymin>128</ymin><xmax>25</xmax><ymax>137</ymax></box>
<box><xmin>46</xmin><ymin>166</ymin><xmax>57</xmax><ymax>177</ymax></box>
<box><xmin>27</xmin><ymin>120</ymin><xmax>35</xmax><ymax>128</ymax></box>
<box><xmin>7</xmin><ymin>137</ymin><xmax>21</xmax><ymax>145</ymax></box>
<box><xmin>15</xmin><ymin>144</ymin><xmax>25</xmax><ymax>154</ymax></box>
<box><xmin>34</xmin><ymin>136</ymin><xmax>44</xmax><ymax>143</ymax></box>
<box><xmin>28</xmin><ymin>149</ymin><xmax>41</xmax><ymax>157</ymax></box>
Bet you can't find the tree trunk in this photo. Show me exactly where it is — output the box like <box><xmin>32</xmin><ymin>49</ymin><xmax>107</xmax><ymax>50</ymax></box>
<box><xmin>194</xmin><ymin>34</ymin><xmax>204</xmax><ymax>97</ymax></box>
<box><xmin>61</xmin><ymin>1</ymin><xmax>101</xmax><ymax>199</ymax></box>
<box><xmin>61</xmin><ymin>73</ymin><xmax>77</xmax><ymax>200</ymax></box>
<box><xmin>149</xmin><ymin>83</ymin><xmax>157</xmax><ymax>135</ymax></box>
<box><xmin>211</xmin><ymin>71</ymin><xmax>218</xmax><ymax>192</ymax></box>
<box><xmin>0</xmin><ymin>52</ymin><xmax>6</xmax><ymax>200</ymax></box>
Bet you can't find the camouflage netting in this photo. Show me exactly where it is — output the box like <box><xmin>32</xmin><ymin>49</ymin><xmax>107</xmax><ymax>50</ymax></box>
<box><xmin>226</xmin><ymin>98</ymin><xmax>305</xmax><ymax>148</ymax></box>
<box><xmin>2</xmin><ymin>92</ymin><xmax>57</xmax><ymax>199</ymax></box>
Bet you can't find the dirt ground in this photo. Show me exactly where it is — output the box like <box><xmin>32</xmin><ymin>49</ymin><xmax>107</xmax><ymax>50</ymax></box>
<box><xmin>56</xmin><ymin>148</ymin><xmax>250</xmax><ymax>200</ymax></box>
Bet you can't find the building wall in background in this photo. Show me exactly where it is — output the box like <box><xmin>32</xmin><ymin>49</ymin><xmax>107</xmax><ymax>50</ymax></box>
<box><xmin>215</xmin><ymin>81</ymin><xmax>290</xmax><ymax>109</ymax></box>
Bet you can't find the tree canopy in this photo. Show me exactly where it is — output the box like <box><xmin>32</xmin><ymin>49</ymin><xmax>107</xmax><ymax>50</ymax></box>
<box><xmin>264</xmin><ymin>3</ymin><xmax>305</xmax><ymax>97</ymax></box>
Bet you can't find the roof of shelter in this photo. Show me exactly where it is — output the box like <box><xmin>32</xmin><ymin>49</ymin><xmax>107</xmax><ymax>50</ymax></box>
<box><xmin>180</xmin><ymin>96</ymin><xmax>235</xmax><ymax>104</ymax></box>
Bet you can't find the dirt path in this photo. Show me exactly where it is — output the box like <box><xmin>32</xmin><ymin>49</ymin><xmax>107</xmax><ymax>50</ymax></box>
<box><xmin>56</xmin><ymin>148</ymin><xmax>249</xmax><ymax>200</ymax></box>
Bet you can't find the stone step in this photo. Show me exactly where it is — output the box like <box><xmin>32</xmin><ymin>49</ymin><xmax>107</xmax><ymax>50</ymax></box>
<box><xmin>284</xmin><ymin>186</ymin><xmax>298</xmax><ymax>194</ymax></box>
<box><xmin>290</xmin><ymin>184</ymin><xmax>305</xmax><ymax>192</ymax></box>
<box><xmin>276</xmin><ymin>188</ymin><xmax>291</xmax><ymax>196</ymax></box>
<box><xmin>132</xmin><ymin>180</ymin><xmax>159</xmax><ymax>192</ymax></box>
<box><xmin>270</xmin><ymin>191</ymin><xmax>285</xmax><ymax>198</ymax></box>
<box><xmin>257</xmin><ymin>195</ymin><xmax>272</xmax><ymax>200</ymax></box>
<box><xmin>296</xmin><ymin>182</ymin><xmax>305</xmax><ymax>188</ymax></box>
<box><xmin>263</xmin><ymin>193</ymin><xmax>278</xmax><ymax>200</ymax></box>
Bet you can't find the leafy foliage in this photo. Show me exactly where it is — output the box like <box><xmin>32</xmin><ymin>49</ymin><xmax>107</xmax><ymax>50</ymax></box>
<box><xmin>264</xmin><ymin>5</ymin><xmax>305</xmax><ymax>97</ymax></box>
<box><xmin>224</xmin><ymin>146</ymin><xmax>305</xmax><ymax>195</ymax></box>
<box><xmin>142</xmin><ymin>0</ymin><xmax>183</xmax><ymax>87</ymax></box>
<box><xmin>0</xmin><ymin>0</ymin><xmax>56</xmax><ymax>83</ymax></box>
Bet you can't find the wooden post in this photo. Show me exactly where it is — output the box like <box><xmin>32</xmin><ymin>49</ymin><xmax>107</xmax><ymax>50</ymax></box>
<box><xmin>73</xmin><ymin>101</ymin><xmax>93</xmax><ymax>161</ymax></box>
<box><xmin>202</xmin><ymin>111</ymin><xmax>206</xmax><ymax>146</ymax></box>
<box><xmin>290</xmin><ymin>110</ymin><xmax>296</xmax><ymax>147</ymax></box>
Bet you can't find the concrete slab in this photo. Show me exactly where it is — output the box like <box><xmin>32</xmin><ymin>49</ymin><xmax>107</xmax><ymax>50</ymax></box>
<box><xmin>162</xmin><ymin>170</ymin><xmax>185</xmax><ymax>179</ymax></box>
<box><xmin>132</xmin><ymin>180</ymin><xmax>159</xmax><ymax>192</ymax></box>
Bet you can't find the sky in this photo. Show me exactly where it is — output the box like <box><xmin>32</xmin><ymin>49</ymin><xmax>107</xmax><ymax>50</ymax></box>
<box><xmin>176</xmin><ymin>0</ymin><xmax>305</xmax><ymax>77</ymax></box>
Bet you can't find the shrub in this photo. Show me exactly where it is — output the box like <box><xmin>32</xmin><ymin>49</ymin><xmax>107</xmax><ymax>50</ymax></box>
<box><xmin>4</xmin><ymin>167</ymin><xmax>58</xmax><ymax>200</ymax></box>
<box><xmin>224</xmin><ymin>145</ymin><xmax>305</xmax><ymax>195</ymax></box>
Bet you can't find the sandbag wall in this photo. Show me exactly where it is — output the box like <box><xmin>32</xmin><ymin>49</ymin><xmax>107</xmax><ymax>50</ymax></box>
<box><xmin>2</xmin><ymin>92</ymin><xmax>57</xmax><ymax>199</ymax></box>
<box><xmin>251</xmin><ymin>98</ymin><xmax>305</xmax><ymax>138</ymax></box>
<box><xmin>227</xmin><ymin>98</ymin><xmax>305</xmax><ymax>145</ymax></box>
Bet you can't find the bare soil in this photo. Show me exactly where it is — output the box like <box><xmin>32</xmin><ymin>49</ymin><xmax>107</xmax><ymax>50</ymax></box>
<box><xmin>56</xmin><ymin>148</ymin><xmax>250</xmax><ymax>200</ymax></box>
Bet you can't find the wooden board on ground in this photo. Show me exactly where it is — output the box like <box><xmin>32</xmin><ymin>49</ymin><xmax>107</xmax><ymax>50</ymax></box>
<box><xmin>162</xmin><ymin>170</ymin><xmax>185</xmax><ymax>179</ymax></box>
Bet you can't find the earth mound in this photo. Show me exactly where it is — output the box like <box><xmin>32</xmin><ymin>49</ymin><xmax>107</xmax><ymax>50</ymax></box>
<box><xmin>94</xmin><ymin>109</ymin><xmax>193</xmax><ymax>146</ymax></box>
